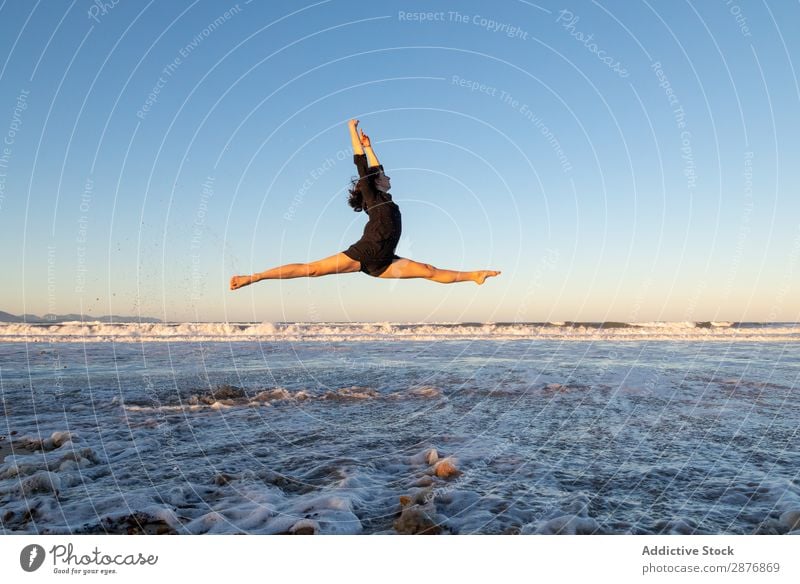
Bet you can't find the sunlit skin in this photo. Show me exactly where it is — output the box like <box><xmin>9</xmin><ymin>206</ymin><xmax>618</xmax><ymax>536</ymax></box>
<box><xmin>230</xmin><ymin>119</ymin><xmax>501</xmax><ymax>291</ymax></box>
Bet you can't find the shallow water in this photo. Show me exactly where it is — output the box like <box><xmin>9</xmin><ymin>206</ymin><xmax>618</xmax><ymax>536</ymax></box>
<box><xmin>1</xmin><ymin>339</ymin><xmax>798</xmax><ymax>534</ymax></box>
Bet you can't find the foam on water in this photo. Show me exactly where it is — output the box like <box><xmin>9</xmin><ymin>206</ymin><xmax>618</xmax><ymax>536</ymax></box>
<box><xmin>1</xmin><ymin>321</ymin><xmax>798</xmax><ymax>342</ymax></box>
<box><xmin>1</xmin><ymin>339</ymin><xmax>798</xmax><ymax>534</ymax></box>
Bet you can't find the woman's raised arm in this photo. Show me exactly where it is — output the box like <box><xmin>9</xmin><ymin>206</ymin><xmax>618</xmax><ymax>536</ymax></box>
<box><xmin>348</xmin><ymin>119</ymin><xmax>364</xmax><ymax>156</ymax></box>
<box><xmin>360</xmin><ymin>130</ymin><xmax>380</xmax><ymax>167</ymax></box>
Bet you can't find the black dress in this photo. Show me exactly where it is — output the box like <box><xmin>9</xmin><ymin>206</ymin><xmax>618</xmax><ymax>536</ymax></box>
<box><xmin>342</xmin><ymin>154</ymin><xmax>402</xmax><ymax>277</ymax></box>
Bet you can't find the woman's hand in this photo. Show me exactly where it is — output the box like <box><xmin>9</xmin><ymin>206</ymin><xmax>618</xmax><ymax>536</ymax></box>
<box><xmin>359</xmin><ymin>130</ymin><xmax>371</xmax><ymax>147</ymax></box>
<box><xmin>348</xmin><ymin>118</ymin><xmax>359</xmax><ymax>128</ymax></box>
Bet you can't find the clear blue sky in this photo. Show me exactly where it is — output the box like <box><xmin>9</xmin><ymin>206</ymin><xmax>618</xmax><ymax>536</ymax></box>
<box><xmin>1</xmin><ymin>0</ymin><xmax>798</xmax><ymax>323</ymax></box>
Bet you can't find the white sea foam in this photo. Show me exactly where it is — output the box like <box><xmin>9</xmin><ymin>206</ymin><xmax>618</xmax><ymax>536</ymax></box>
<box><xmin>1</xmin><ymin>338</ymin><xmax>797</xmax><ymax>534</ymax></box>
<box><xmin>0</xmin><ymin>321</ymin><xmax>797</xmax><ymax>342</ymax></box>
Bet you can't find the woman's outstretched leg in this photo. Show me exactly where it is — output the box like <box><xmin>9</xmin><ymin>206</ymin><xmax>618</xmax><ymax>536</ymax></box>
<box><xmin>379</xmin><ymin>258</ymin><xmax>500</xmax><ymax>285</ymax></box>
<box><xmin>230</xmin><ymin>252</ymin><xmax>360</xmax><ymax>290</ymax></box>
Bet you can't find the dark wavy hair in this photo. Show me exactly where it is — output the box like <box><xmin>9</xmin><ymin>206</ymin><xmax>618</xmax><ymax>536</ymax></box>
<box><xmin>347</xmin><ymin>167</ymin><xmax>382</xmax><ymax>212</ymax></box>
<box><xmin>347</xmin><ymin>177</ymin><xmax>365</xmax><ymax>212</ymax></box>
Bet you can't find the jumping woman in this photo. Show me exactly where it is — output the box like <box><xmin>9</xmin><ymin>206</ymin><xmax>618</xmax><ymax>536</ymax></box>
<box><xmin>229</xmin><ymin>119</ymin><xmax>500</xmax><ymax>290</ymax></box>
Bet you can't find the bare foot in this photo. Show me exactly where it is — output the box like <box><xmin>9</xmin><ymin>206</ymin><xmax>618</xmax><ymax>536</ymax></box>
<box><xmin>474</xmin><ymin>270</ymin><xmax>501</xmax><ymax>285</ymax></box>
<box><xmin>230</xmin><ymin>275</ymin><xmax>253</xmax><ymax>290</ymax></box>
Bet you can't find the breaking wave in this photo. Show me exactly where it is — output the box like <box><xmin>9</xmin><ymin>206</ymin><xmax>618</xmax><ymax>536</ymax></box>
<box><xmin>0</xmin><ymin>321</ymin><xmax>797</xmax><ymax>343</ymax></box>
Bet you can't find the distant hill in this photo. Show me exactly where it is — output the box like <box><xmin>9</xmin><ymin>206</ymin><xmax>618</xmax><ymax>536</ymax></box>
<box><xmin>0</xmin><ymin>311</ymin><xmax>161</xmax><ymax>323</ymax></box>
<box><xmin>0</xmin><ymin>311</ymin><xmax>23</xmax><ymax>322</ymax></box>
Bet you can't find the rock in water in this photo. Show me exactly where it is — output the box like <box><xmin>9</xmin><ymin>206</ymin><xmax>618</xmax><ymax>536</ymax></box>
<box><xmin>289</xmin><ymin>519</ymin><xmax>319</xmax><ymax>535</ymax></box>
<box><xmin>426</xmin><ymin>448</ymin><xmax>439</xmax><ymax>465</ymax></box>
<box><xmin>211</xmin><ymin>384</ymin><xmax>245</xmax><ymax>400</ymax></box>
<box><xmin>779</xmin><ymin>510</ymin><xmax>800</xmax><ymax>531</ymax></box>
<box><xmin>394</xmin><ymin>496</ymin><xmax>442</xmax><ymax>535</ymax></box>
<box><xmin>433</xmin><ymin>457</ymin><xmax>460</xmax><ymax>479</ymax></box>
<box><xmin>20</xmin><ymin>471</ymin><xmax>61</xmax><ymax>497</ymax></box>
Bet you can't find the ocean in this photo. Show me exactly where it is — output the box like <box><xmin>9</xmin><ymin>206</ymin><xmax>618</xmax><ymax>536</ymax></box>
<box><xmin>1</xmin><ymin>321</ymin><xmax>798</xmax><ymax>534</ymax></box>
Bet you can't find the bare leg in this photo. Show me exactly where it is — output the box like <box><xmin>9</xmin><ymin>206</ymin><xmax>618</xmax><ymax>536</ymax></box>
<box><xmin>379</xmin><ymin>258</ymin><xmax>500</xmax><ymax>285</ymax></box>
<box><xmin>230</xmin><ymin>252</ymin><xmax>360</xmax><ymax>290</ymax></box>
